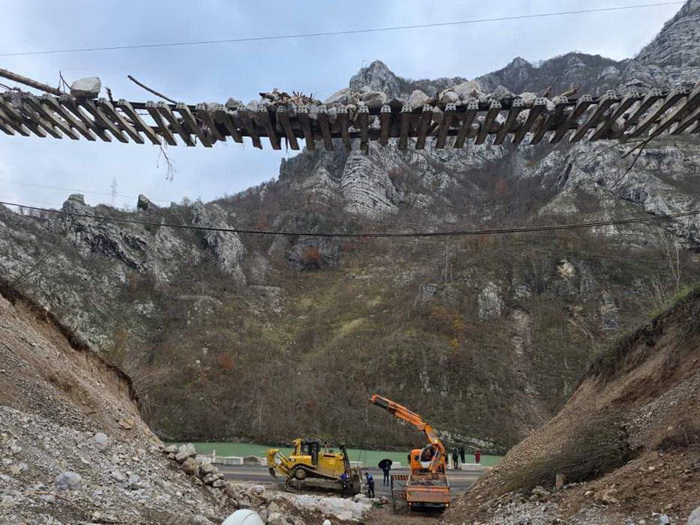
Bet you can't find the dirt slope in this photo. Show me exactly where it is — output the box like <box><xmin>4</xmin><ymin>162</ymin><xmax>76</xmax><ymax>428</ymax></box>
<box><xmin>0</xmin><ymin>287</ymin><xmax>229</xmax><ymax>524</ymax></box>
<box><xmin>443</xmin><ymin>288</ymin><xmax>700</xmax><ymax>524</ymax></box>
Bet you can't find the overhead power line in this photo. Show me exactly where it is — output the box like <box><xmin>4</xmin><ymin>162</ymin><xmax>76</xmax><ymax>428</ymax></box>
<box><xmin>1</xmin><ymin>200</ymin><xmax>697</xmax><ymax>239</ymax></box>
<box><xmin>0</xmin><ymin>178</ymin><xmax>172</xmax><ymax>204</ymax></box>
<box><xmin>0</xmin><ymin>2</ymin><xmax>683</xmax><ymax>57</ymax></box>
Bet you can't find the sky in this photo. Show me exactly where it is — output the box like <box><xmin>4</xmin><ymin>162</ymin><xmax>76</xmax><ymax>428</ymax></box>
<box><xmin>0</xmin><ymin>0</ymin><xmax>684</xmax><ymax>210</ymax></box>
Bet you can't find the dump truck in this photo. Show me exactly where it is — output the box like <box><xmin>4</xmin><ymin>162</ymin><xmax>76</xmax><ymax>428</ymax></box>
<box><xmin>267</xmin><ymin>438</ymin><xmax>361</xmax><ymax>494</ymax></box>
<box><xmin>370</xmin><ymin>394</ymin><xmax>450</xmax><ymax>510</ymax></box>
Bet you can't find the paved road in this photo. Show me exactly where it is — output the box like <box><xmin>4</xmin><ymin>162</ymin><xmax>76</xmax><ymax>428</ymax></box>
<box><xmin>220</xmin><ymin>465</ymin><xmax>482</xmax><ymax>497</ymax></box>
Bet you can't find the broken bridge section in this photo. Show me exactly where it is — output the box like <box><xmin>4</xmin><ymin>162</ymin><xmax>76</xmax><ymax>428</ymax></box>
<box><xmin>0</xmin><ymin>86</ymin><xmax>699</xmax><ymax>151</ymax></box>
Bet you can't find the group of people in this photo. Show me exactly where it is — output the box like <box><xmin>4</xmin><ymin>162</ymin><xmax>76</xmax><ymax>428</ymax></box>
<box><xmin>450</xmin><ymin>446</ymin><xmax>481</xmax><ymax>470</ymax></box>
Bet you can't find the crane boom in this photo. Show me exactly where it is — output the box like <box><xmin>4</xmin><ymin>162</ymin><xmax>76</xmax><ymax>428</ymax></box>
<box><xmin>370</xmin><ymin>394</ymin><xmax>446</xmax><ymax>473</ymax></box>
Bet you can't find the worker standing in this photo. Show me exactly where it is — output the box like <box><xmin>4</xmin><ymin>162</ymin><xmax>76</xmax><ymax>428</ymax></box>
<box><xmin>451</xmin><ymin>449</ymin><xmax>460</xmax><ymax>470</ymax></box>
<box><xmin>378</xmin><ymin>459</ymin><xmax>393</xmax><ymax>486</ymax></box>
<box><xmin>459</xmin><ymin>446</ymin><xmax>466</xmax><ymax>464</ymax></box>
<box><xmin>364</xmin><ymin>472</ymin><xmax>375</xmax><ymax>498</ymax></box>
<box><xmin>475</xmin><ymin>449</ymin><xmax>482</xmax><ymax>464</ymax></box>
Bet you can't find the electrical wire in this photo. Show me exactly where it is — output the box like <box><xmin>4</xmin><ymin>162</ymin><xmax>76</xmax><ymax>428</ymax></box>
<box><xmin>0</xmin><ymin>178</ymin><xmax>172</xmax><ymax>204</ymax></box>
<box><xmin>1</xmin><ymin>200</ymin><xmax>697</xmax><ymax>239</ymax></box>
<box><xmin>0</xmin><ymin>2</ymin><xmax>683</xmax><ymax>58</ymax></box>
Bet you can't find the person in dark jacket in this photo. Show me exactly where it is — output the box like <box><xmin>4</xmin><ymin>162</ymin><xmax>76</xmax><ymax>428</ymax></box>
<box><xmin>365</xmin><ymin>472</ymin><xmax>375</xmax><ymax>498</ymax></box>
<box><xmin>378</xmin><ymin>458</ymin><xmax>393</xmax><ymax>486</ymax></box>
<box><xmin>451</xmin><ymin>449</ymin><xmax>460</xmax><ymax>470</ymax></box>
<box><xmin>459</xmin><ymin>446</ymin><xmax>466</xmax><ymax>464</ymax></box>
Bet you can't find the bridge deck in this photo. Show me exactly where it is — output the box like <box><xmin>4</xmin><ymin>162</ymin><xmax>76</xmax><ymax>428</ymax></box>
<box><xmin>0</xmin><ymin>86</ymin><xmax>698</xmax><ymax>151</ymax></box>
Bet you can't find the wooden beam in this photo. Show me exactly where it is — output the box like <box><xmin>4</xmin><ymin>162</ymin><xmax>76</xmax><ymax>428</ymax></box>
<box><xmin>211</xmin><ymin>104</ymin><xmax>243</xmax><ymax>144</ymax></box>
<box><xmin>317</xmin><ymin>106</ymin><xmax>333</xmax><ymax>151</ymax></box>
<box><xmin>237</xmin><ymin>109</ymin><xmax>263</xmax><ymax>149</ymax></box>
<box><xmin>59</xmin><ymin>96</ymin><xmax>111</xmax><ymax>142</ymax></box>
<box><xmin>570</xmin><ymin>91</ymin><xmax>618</xmax><ymax>142</ymax></box>
<box><xmin>195</xmin><ymin>103</ymin><xmax>225</xmax><ymax>143</ymax></box>
<box><xmin>23</xmin><ymin>94</ymin><xmax>79</xmax><ymax>140</ymax></box>
<box><xmin>0</xmin><ymin>109</ymin><xmax>17</xmax><ymax>135</ymax></box>
<box><xmin>398</xmin><ymin>104</ymin><xmax>412</xmax><ymax>150</ymax></box>
<box><xmin>276</xmin><ymin>105</ymin><xmax>299</xmax><ymax>150</ymax></box>
<box><xmin>549</xmin><ymin>95</ymin><xmax>593</xmax><ymax>144</ymax></box>
<box><xmin>21</xmin><ymin>102</ymin><xmax>63</xmax><ymax>139</ymax></box>
<box><xmin>494</xmin><ymin>98</ymin><xmax>523</xmax><ymax>145</ymax></box>
<box><xmin>416</xmin><ymin>105</ymin><xmax>434</xmax><ymax>150</ymax></box>
<box><xmin>671</xmin><ymin>103</ymin><xmax>700</xmax><ymax>135</ymax></box>
<box><xmin>629</xmin><ymin>87</ymin><xmax>689</xmax><ymax>138</ymax></box>
<box><xmin>81</xmin><ymin>98</ymin><xmax>129</xmax><ymax>143</ymax></box>
<box><xmin>337</xmin><ymin>105</ymin><xmax>351</xmax><ymax>151</ymax></box>
<box><xmin>454</xmin><ymin>101</ymin><xmax>479</xmax><ymax>148</ymax></box>
<box><xmin>97</xmin><ymin>98</ymin><xmax>145</xmax><ymax>144</ymax></box>
<box><xmin>0</xmin><ymin>96</ymin><xmax>45</xmax><ymax>138</ymax></box>
<box><xmin>476</xmin><ymin>100</ymin><xmax>501</xmax><ymax>145</ymax></box>
<box><xmin>146</xmin><ymin>101</ymin><xmax>176</xmax><ymax>146</ymax></box>
<box><xmin>297</xmin><ymin>105</ymin><xmax>315</xmax><ymax>151</ymax></box>
<box><xmin>42</xmin><ymin>95</ymin><xmax>96</xmax><ymax>141</ymax></box>
<box><xmin>116</xmin><ymin>99</ymin><xmax>161</xmax><ymax>145</ymax></box>
<box><xmin>621</xmin><ymin>89</ymin><xmax>665</xmax><ymax>130</ymax></box>
<box><xmin>513</xmin><ymin>98</ymin><xmax>547</xmax><ymax>145</ymax></box>
<box><xmin>379</xmin><ymin>105</ymin><xmax>391</xmax><ymax>146</ymax></box>
<box><xmin>157</xmin><ymin>102</ymin><xmax>194</xmax><ymax>146</ymax></box>
<box><xmin>435</xmin><ymin>103</ymin><xmax>456</xmax><ymax>149</ymax></box>
<box><xmin>644</xmin><ymin>86</ymin><xmax>700</xmax><ymax>141</ymax></box>
<box><xmin>356</xmin><ymin>104</ymin><xmax>369</xmax><ymax>152</ymax></box>
<box><xmin>590</xmin><ymin>91</ymin><xmax>641</xmax><ymax>141</ymax></box>
<box><xmin>176</xmin><ymin>102</ymin><xmax>211</xmax><ymax>147</ymax></box>
<box><xmin>530</xmin><ymin>96</ymin><xmax>567</xmax><ymax>145</ymax></box>
<box><xmin>255</xmin><ymin>106</ymin><xmax>280</xmax><ymax>150</ymax></box>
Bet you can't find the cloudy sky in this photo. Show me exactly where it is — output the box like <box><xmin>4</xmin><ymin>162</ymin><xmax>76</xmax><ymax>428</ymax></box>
<box><xmin>0</xmin><ymin>0</ymin><xmax>683</xmax><ymax>210</ymax></box>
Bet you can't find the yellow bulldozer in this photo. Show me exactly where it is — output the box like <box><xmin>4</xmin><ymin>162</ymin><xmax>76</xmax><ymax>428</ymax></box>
<box><xmin>267</xmin><ymin>438</ymin><xmax>361</xmax><ymax>494</ymax></box>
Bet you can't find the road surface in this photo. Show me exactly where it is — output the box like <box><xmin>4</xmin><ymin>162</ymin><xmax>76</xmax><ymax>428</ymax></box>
<box><xmin>220</xmin><ymin>465</ymin><xmax>482</xmax><ymax>497</ymax></box>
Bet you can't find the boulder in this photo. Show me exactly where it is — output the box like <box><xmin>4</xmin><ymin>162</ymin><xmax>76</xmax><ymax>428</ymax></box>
<box><xmin>221</xmin><ymin>510</ymin><xmax>264</xmax><ymax>525</ymax></box>
<box><xmin>518</xmin><ymin>92</ymin><xmax>538</xmax><ymax>108</ymax></box>
<box><xmin>360</xmin><ymin>91</ymin><xmax>387</xmax><ymax>109</ymax></box>
<box><xmin>70</xmin><ymin>77</ymin><xmax>101</xmax><ymax>98</ymax></box>
<box><xmin>137</xmin><ymin>195</ymin><xmax>154</xmax><ymax>212</ymax></box>
<box><xmin>175</xmin><ymin>443</ymin><xmax>197</xmax><ymax>462</ymax></box>
<box><xmin>200</xmin><ymin>462</ymin><xmax>216</xmax><ymax>475</ymax></box>
<box><xmin>226</xmin><ymin>97</ymin><xmax>243</xmax><ymax>109</ymax></box>
<box><xmin>92</xmin><ymin>432</ymin><xmax>109</xmax><ymax>449</ymax></box>
<box><xmin>408</xmin><ymin>90</ymin><xmax>431</xmax><ymax>110</ymax></box>
<box><xmin>478</xmin><ymin>282</ymin><xmax>504</xmax><ymax>320</ymax></box>
<box><xmin>181</xmin><ymin>457</ymin><xmax>199</xmax><ymax>475</ymax></box>
<box><xmin>439</xmin><ymin>89</ymin><xmax>459</xmax><ymax>105</ymax></box>
<box><xmin>324</xmin><ymin>88</ymin><xmax>351</xmax><ymax>105</ymax></box>
<box><xmin>688</xmin><ymin>506</ymin><xmax>700</xmax><ymax>524</ymax></box>
<box><xmin>55</xmin><ymin>471</ymin><xmax>82</xmax><ymax>491</ymax></box>
<box><xmin>452</xmin><ymin>80</ymin><xmax>484</xmax><ymax>100</ymax></box>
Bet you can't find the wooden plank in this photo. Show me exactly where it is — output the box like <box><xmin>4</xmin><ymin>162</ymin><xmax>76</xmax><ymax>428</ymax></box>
<box><xmin>644</xmin><ymin>86</ymin><xmax>700</xmax><ymax>140</ymax></box>
<box><xmin>43</xmin><ymin>95</ymin><xmax>96</xmax><ymax>141</ymax></box>
<box><xmin>337</xmin><ymin>105</ymin><xmax>351</xmax><ymax>151</ymax></box>
<box><xmin>0</xmin><ymin>110</ymin><xmax>16</xmax><ymax>135</ymax></box>
<box><xmin>570</xmin><ymin>91</ymin><xmax>619</xmax><ymax>142</ymax></box>
<box><xmin>0</xmin><ymin>104</ymin><xmax>30</xmax><ymax>136</ymax></box>
<box><xmin>317</xmin><ymin>106</ymin><xmax>333</xmax><ymax>151</ymax></box>
<box><xmin>621</xmin><ymin>89</ymin><xmax>665</xmax><ymax>130</ymax></box>
<box><xmin>530</xmin><ymin>96</ymin><xmax>567</xmax><ymax>145</ymax></box>
<box><xmin>0</xmin><ymin>97</ymin><xmax>46</xmax><ymax>138</ymax></box>
<box><xmin>549</xmin><ymin>95</ymin><xmax>593</xmax><ymax>144</ymax></box>
<box><xmin>379</xmin><ymin>105</ymin><xmax>392</xmax><ymax>146</ymax></box>
<box><xmin>237</xmin><ymin>109</ymin><xmax>263</xmax><ymax>149</ymax></box>
<box><xmin>146</xmin><ymin>101</ymin><xmax>176</xmax><ymax>146</ymax></box>
<box><xmin>97</xmin><ymin>99</ymin><xmax>144</xmax><ymax>144</ymax></box>
<box><xmin>671</xmin><ymin>103</ymin><xmax>700</xmax><ymax>135</ymax></box>
<box><xmin>476</xmin><ymin>100</ymin><xmax>501</xmax><ymax>145</ymax></box>
<box><xmin>176</xmin><ymin>103</ymin><xmax>211</xmax><ymax>147</ymax></box>
<box><xmin>157</xmin><ymin>102</ymin><xmax>194</xmax><ymax>146</ymax></box>
<box><xmin>116</xmin><ymin>99</ymin><xmax>161</xmax><ymax>145</ymax></box>
<box><xmin>513</xmin><ymin>99</ymin><xmax>547</xmax><ymax>145</ymax></box>
<box><xmin>589</xmin><ymin>91</ymin><xmax>641</xmax><ymax>140</ymax></box>
<box><xmin>398</xmin><ymin>104</ymin><xmax>412</xmax><ymax>151</ymax></box>
<box><xmin>211</xmin><ymin>105</ymin><xmax>243</xmax><ymax>144</ymax></box>
<box><xmin>21</xmin><ymin>103</ymin><xmax>63</xmax><ymax>139</ymax></box>
<box><xmin>416</xmin><ymin>105</ymin><xmax>434</xmax><ymax>150</ymax></box>
<box><xmin>356</xmin><ymin>104</ymin><xmax>369</xmax><ymax>152</ymax></box>
<box><xmin>195</xmin><ymin>103</ymin><xmax>225</xmax><ymax>143</ymax></box>
<box><xmin>81</xmin><ymin>99</ymin><xmax>129</xmax><ymax>143</ymax></box>
<box><xmin>435</xmin><ymin>103</ymin><xmax>456</xmax><ymax>149</ymax></box>
<box><xmin>454</xmin><ymin>101</ymin><xmax>479</xmax><ymax>148</ymax></box>
<box><xmin>297</xmin><ymin>105</ymin><xmax>315</xmax><ymax>151</ymax></box>
<box><xmin>254</xmin><ymin>106</ymin><xmax>279</xmax><ymax>150</ymax></box>
<box><xmin>59</xmin><ymin>97</ymin><xmax>112</xmax><ymax>142</ymax></box>
<box><xmin>276</xmin><ymin>105</ymin><xmax>300</xmax><ymax>150</ymax></box>
<box><xmin>629</xmin><ymin>87</ymin><xmax>689</xmax><ymax>138</ymax></box>
<box><xmin>23</xmin><ymin>94</ymin><xmax>79</xmax><ymax>140</ymax></box>
<box><xmin>493</xmin><ymin>99</ymin><xmax>522</xmax><ymax>145</ymax></box>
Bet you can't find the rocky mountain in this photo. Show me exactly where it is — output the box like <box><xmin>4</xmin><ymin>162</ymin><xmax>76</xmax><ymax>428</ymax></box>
<box><xmin>2</xmin><ymin>1</ymin><xmax>700</xmax><ymax>454</ymax></box>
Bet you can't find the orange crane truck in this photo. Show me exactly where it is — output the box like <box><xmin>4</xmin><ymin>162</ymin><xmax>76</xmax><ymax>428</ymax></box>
<box><xmin>369</xmin><ymin>394</ymin><xmax>450</xmax><ymax>511</ymax></box>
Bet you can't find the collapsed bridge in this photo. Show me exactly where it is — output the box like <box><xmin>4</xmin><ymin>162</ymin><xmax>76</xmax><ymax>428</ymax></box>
<box><xmin>0</xmin><ymin>82</ymin><xmax>699</xmax><ymax>152</ymax></box>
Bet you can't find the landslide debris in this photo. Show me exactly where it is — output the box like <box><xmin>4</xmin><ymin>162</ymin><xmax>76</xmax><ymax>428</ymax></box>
<box><xmin>443</xmin><ymin>288</ymin><xmax>700</xmax><ymax>524</ymax></box>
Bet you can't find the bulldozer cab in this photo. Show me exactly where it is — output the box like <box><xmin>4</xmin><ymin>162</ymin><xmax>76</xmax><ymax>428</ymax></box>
<box><xmin>296</xmin><ymin>439</ymin><xmax>321</xmax><ymax>466</ymax></box>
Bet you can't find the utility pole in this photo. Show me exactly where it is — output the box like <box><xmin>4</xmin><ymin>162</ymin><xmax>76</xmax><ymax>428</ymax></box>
<box><xmin>110</xmin><ymin>178</ymin><xmax>118</xmax><ymax>208</ymax></box>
